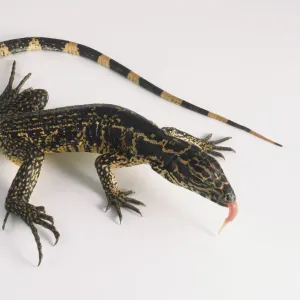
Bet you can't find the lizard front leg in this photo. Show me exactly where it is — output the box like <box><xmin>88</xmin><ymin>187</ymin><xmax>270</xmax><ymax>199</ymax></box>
<box><xmin>95</xmin><ymin>154</ymin><xmax>146</xmax><ymax>223</ymax></box>
<box><xmin>1</xmin><ymin>137</ymin><xmax>59</xmax><ymax>266</ymax></box>
<box><xmin>0</xmin><ymin>61</ymin><xmax>48</xmax><ymax>115</ymax></box>
<box><xmin>162</xmin><ymin>127</ymin><xmax>235</xmax><ymax>159</ymax></box>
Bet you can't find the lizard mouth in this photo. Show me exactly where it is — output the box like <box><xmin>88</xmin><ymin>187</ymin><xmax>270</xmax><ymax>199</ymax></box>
<box><xmin>218</xmin><ymin>201</ymin><xmax>238</xmax><ymax>234</ymax></box>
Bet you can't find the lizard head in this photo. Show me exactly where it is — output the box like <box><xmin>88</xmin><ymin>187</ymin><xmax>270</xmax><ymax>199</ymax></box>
<box><xmin>150</xmin><ymin>145</ymin><xmax>236</xmax><ymax>207</ymax></box>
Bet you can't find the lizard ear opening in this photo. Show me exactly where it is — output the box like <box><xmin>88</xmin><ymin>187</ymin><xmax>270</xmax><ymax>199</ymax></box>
<box><xmin>149</xmin><ymin>154</ymin><xmax>181</xmax><ymax>178</ymax></box>
<box><xmin>163</xmin><ymin>154</ymin><xmax>179</xmax><ymax>170</ymax></box>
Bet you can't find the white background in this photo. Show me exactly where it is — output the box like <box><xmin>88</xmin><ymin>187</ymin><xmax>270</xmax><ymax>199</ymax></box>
<box><xmin>0</xmin><ymin>1</ymin><xmax>298</xmax><ymax>299</ymax></box>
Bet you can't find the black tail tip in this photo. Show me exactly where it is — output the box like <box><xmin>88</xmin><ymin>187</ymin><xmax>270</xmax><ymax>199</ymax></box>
<box><xmin>275</xmin><ymin>142</ymin><xmax>283</xmax><ymax>147</ymax></box>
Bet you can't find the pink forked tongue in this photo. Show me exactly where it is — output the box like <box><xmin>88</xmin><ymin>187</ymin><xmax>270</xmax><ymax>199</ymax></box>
<box><xmin>218</xmin><ymin>202</ymin><xmax>238</xmax><ymax>234</ymax></box>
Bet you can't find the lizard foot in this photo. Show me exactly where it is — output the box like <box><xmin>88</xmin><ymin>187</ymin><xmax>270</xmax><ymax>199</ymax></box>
<box><xmin>3</xmin><ymin>199</ymin><xmax>60</xmax><ymax>266</ymax></box>
<box><xmin>0</xmin><ymin>61</ymin><xmax>32</xmax><ymax>102</ymax></box>
<box><xmin>105</xmin><ymin>191</ymin><xmax>145</xmax><ymax>223</ymax></box>
<box><xmin>200</xmin><ymin>134</ymin><xmax>236</xmax><ymax>159</ymax></box>
<box><xmin>0</xmin><ymin>61</ymin><xmax>49</xmax><ymax>114</ymax></box>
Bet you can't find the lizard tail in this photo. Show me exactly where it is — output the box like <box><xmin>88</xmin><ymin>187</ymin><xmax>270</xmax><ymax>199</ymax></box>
<box><xmin>0</xmin><ymin>37</ymin><xmax>282</xmax><ymax>147</ymax></box>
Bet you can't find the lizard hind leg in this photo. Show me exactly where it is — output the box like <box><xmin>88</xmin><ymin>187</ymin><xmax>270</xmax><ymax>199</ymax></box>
<box><xmin>0</xmin><ymin>61</ymin><xmax>49</xmax><ymax>115</ymax></box>
<box><xmin>14</xmin><ymin>88</ymin><xmax>49</xmax><ymax>114</ymax></box>
<box><xmin>95</xmin><ymin>154</ymin><xmax>146</xmax><ymax>223</ymax></box>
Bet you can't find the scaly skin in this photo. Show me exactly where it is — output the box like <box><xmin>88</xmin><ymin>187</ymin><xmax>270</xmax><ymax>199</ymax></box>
<box><xmin>0</xmin><ymin>37</ymin><xmax>281</xmax><ymax>146</ymax></box>
<box><xmin>0</xmin><ymin>62</ymin><xmax>236</xmax><ymax>266</ymax></box>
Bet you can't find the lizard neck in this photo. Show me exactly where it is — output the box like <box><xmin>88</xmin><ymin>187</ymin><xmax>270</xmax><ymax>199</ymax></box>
<box><xmin>131</xmin><ymin>131</ymin><xmax>189</xmax><ymax>166</ymax></box>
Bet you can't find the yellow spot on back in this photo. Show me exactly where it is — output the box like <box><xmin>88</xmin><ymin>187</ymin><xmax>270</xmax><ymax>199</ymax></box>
<box><xmin>27</xmin><ymin>38</ymin><xmax>42</xmax><ymax>51</ymax></box>
<box><xmin>161</xmin><ymin>91</ymin><xmax>182</xmax><ymax>105</ymax></box>
<box><xmin>0</xmin><ymin>43</ymin><xmax>11</xmax><ymax>56</ymax></box>
<box><xmin>62</xmin><ymin>42</ymin><xmax>80</xmax><ymax>55</ymax></box>
<box><xmin>97</xmin><ymin>54</ymin><xmax>110</xmax><ymax>68</ymax></box>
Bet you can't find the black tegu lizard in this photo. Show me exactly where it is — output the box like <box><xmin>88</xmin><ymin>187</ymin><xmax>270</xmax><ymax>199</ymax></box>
<box><xmin>0</xmin><ymin>37</ymin><xmax>279</xmax><ymax>265</ymax></box>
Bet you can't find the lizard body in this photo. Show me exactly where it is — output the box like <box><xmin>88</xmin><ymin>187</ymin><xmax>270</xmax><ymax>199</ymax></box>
<box><xmin>0</xmin><ymin>37</ymin><xmax>281</xmax><ymax>146</ymax></box>
<box><xmin>0</xmin><ymin>62</ymin><xmax>236</xmax><ymax>265</ymax></box>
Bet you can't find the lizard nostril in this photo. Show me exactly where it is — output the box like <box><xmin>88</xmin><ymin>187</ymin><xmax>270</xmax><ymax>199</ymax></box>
<box><xmin>225</xmin><ymin>194</ymin><xmax>232</xmax><ymax>202</ymax></box>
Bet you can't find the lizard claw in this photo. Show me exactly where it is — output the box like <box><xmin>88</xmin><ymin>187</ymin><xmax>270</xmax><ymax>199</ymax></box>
<box><xmin>2</xmin><ymin>212</ymin><xmax>10</xmax><ymax>230</ymax></box>
<box><xmin>122</xmin><ymin>190</ymin><xmax>135</xmax><ymax>196</ymax></box>
<box><xmin>3</xmin><ymin>200</ymin><xmax>60</xmax><ymax>266</ymax></box>
<box><xmin>105</xmin><ymin>202</ymin><xmax>112</xmax><ymax>212</ymax></box>
<box><xmin>105</xmin><ymin>190</ymin><xmax>145</xmax><ymax>223</ymax></box>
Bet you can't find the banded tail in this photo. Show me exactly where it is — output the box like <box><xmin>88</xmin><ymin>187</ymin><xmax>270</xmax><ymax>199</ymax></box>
<box><xmin>0</xmin><ymin>37</ymin><xmax>282</xmax><ymax>147</ymax></box>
